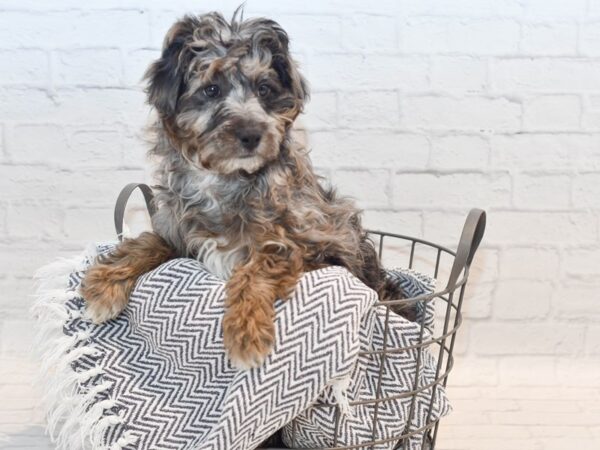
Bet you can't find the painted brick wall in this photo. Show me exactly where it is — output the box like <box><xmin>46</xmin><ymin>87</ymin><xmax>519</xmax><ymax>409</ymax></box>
<box><xmin>1</xmin><ymin>1</ymin><xmax>599</xmax><ymax>449</ymax></box>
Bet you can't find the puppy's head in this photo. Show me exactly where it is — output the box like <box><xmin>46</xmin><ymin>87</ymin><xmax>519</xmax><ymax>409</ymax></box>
<box><xmin>145</xmin><ymin>11</ymin><xmax>309</xmax><ymax>175</ymax></box>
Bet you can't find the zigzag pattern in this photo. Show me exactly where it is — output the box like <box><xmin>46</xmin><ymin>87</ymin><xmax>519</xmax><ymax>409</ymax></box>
<box><xmin>45</xmin><ymin>245</ymin><xmax>449</xmax><ymax>450</ymax></box>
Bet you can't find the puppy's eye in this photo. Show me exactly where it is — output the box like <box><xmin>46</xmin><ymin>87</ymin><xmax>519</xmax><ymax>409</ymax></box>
<box><xmin>257</xmin><ymin>84</ymin><xmax>271</xmax><ymax>98</ymax></box>
<box><xmin>203</xmin><ymin>85</ymin><xmax>221</xmax><ymax>98</ymax></box>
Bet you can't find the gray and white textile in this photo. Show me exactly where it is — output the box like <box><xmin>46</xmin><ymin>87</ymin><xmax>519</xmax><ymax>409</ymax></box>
<box><xmin>32</xmin><ymin>243</ymin><xmax>450</xmax><ymax>450</ymax></box>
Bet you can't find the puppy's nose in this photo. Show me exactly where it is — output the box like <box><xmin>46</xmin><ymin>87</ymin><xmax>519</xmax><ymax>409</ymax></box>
<box><xmin>235</xmin><ymin>128</ymin><xmax>262</xmax><ymax>152</ymax></box>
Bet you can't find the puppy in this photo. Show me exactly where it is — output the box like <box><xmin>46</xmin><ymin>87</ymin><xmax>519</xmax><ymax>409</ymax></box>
<box><xmin>81</xmin><ymin>11</ymin><xmax>407</xmax><ymax>369</ymax></box>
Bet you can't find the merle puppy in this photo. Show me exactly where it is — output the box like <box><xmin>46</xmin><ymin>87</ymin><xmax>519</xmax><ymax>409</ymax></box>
<box><xmin>82</xmin><ymin>11</ymin><xmax>407</xmax><ymax>369</ymax></box>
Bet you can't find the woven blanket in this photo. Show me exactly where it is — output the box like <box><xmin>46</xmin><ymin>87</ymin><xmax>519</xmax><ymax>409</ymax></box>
<box><xmin>32</xmin><ymin>244</ymin><xmax>450</xmax><ymax>450</ymax></box>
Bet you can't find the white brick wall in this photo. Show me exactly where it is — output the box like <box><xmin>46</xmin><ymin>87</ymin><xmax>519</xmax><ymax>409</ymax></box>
<box><xmin>1</xmin><ymin>1</ymin><xmax>599</xmax><ymax>449</ymax></box>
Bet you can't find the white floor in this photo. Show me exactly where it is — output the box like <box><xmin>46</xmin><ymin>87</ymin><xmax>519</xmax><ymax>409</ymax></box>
<box><xmin>436</xmin><ymin>385</ymin><xmax>600</xmax><ymax>450</ymax></box>
<box><xmin>2</xmin><ymin>359</ymin><xmax>599</xmax><ymax>450</ymax></box>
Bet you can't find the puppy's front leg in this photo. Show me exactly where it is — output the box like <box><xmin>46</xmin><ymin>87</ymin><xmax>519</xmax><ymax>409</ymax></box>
<box><xmin>81</xmin><ymin>232</ymin><xmax>176</xmax><ymax>324</ymax></box>
<box><xmin>224</xmin><ymin>249</ymin><xmax>303</xmax><ymax>369</ymax></box>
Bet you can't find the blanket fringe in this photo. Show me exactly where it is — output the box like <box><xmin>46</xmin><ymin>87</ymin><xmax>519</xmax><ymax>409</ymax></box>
<box><xmin>330</xmin><ymin>376</ymin><xmax>354</xmax><ymax>418</ymax></box>
<box><xmin>31</xmin><ymin>244</ymin><xmax>130</xmax><ymax>450</ymax></box>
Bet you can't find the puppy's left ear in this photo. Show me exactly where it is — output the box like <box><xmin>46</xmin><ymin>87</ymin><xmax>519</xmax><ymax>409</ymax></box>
<box><xmin>254</xmin><ymin>19</ymin><xmax>310</xmax><ymax>115</ymax></box>
<box><xmin>144</xmin><ymin>17</ymin><xmax>194</xmax><ymax>117</ymax></box>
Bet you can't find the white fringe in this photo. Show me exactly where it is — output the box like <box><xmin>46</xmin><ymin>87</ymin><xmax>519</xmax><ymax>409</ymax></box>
<box><xmin>31</xmin><ymin>245</ymin><xmax>131</xmax><ymax>450</ymax></box>
<box><xmin>330</xmin><ymin>376</ymin><xmax>354</xmax><ymax>418</ymax></box>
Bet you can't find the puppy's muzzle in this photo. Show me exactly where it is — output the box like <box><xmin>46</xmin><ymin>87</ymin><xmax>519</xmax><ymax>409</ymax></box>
<box><xmin>234</xmin><ymin>121</ymin><xmax>265</xmax><ymax>153</ymax></box>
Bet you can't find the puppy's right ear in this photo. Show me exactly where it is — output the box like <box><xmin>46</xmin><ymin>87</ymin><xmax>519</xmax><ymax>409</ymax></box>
<box><xmin>144</xmin><ymin>18</ymin><xmax>194</xmax><ymax>117</ymax></box>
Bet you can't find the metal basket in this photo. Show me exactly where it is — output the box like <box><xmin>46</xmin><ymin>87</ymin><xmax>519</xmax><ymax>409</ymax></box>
<box><xmin>264</xmin><ymin>208</ymin><xmax>487</xmax><ymax>450</ymax></box>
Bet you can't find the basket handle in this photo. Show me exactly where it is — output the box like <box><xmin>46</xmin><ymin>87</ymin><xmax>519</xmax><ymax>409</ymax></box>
<box><xmin>445</xmin><ymin>208</ymin><xmax>486</xmax><ymax>291</ymax></box>
<box><xmin>114</xmin><ymin>182</ymin><xmax>156</xmax><ymax>241</ymax></box>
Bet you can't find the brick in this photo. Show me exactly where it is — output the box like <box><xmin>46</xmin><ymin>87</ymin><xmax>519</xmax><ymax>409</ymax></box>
<box><xmin>63</xmin><ymin>207</ymin><xmax>116</xmax><ymax>244</ymax></box>
<box><xmin>0</xmin><ymin>243</ymin><xmax>61</xmax><ymax>278</ymax></box>
<box><xmin>573</xmin><ymin>173</ymin><xmax>600</xmax><ymax>208</ymax></box>
<box><xmin>0</xmin><ymin>164</ymin><xmax>144</xmax><ymax>206</ymax></box>
<box><xmin>563</xmin><ymin>247</ymin><xmax>600</xmax><ymax>277</ymax></box>
<box><xmin>0</xmin><ymin>50</ymin><xmax>49</xmax><ymax>85</ymax></box>
<box><xmin>342</xmin><ymin>14</ymin><xmax>397</xmax><ymax>50</ymax></box>
<box><xmin>554</xmin><ymin>282</ymin><xmax>600</xmax><ymax>319</ymax></box>
<box><xmin>272</xmin><ymin>14</ymin><xmax>343</xmax><ymax>51</ymax></box>
<box><xmin>576</xmin><ymin>135</ymin><xmax>600</xmax><ymax>168</ymax></box>
<box><xmin>402</xmin><ymin>96</ymin><xmax>521</xmax><ymax>131</ymax></box>
<box><xmin>494</xmin><ymin>280</ymin><xmax>552</xmax><ymax>320</ymax></box>
<box><xmin>486</xmin><ymin>211</ymin><xmax>597</xmax><ymax>245</ymax></box>
<box><xmin>499</xmin><ymin>356</ymin><xmax>558</xmax><ymax>386</ymax></box>
<box><xmin>444</xmin><ymin>358</ymin><xmax>499</xmax><ymax>387</ymax></box>
<box><xmin>281</xmin><ymin>0</ymin><xmax>402</xmax><ymax>14</ymax></box>
<box><xmin>582</xmin><ymin>108</ymin><xmax>600</xmax><ymax>131</ymax></box>
<box><xmin>490</xmin><ymin>410</ymin><xmax>597</xmax><ymax>426</ymax></box>
<box><xmin>0</xmin><ymin>320</ymin><xmax>35</xmax><ymax>358</ymax></box>
<box><xmin>123</xmin><ymin>49</ymin><xmax>158</xmax><ymax>87</ymax></box>
<box><xmin>466</xmin><ymin>247</ymin><xmax>499</xmax><ymax>284</ymax></box>
<box><xmin>429</xmin><ymin>135</ymin><xmax>489</xmax><ymax>170</ymax></box>
<box><xmin>0</xmin><ymin>202</ymin><xmax>6</xmax><ymax>236</ymax></box>
<box><xmin>470</xmin><ymin>323</ymin><xmax>585</xmax><ymax>355</ymax></box>
<box><xmin>523</xmin><ymin>95</ymin><xmax>581</xmax><ymax>130</ymax></box>
<box><xmin>330</xmin><ymin>169</ymin><xmax>390</xmax><ymax>209</ymax></box>
<box><xmin>429</xmin><ymin>57</ymin><xmax>488</xmax><ymax>92</ymax></box>
<box><xmin>149</xmin><ymin>9</ymin><xmax>187</xmax><ymax>49</ymax></box>
<box><xmin>68</xmin><ymin>128</ymin><xmax>125</xmax><ymax>166</ymax></box>
<box><xmin>493</xmin><ymin>58</ymin><xmax>600</xmax><ymax>92</ymax></box>
<box><xmin>500</xmin><ymin>247</ymin><xmax>560</xmax><ymax>280</ymax></box>
<box><xmin>123</xmin><ymin>204</ymin><xmax>153</xmax><ymax>237</ymax></box>
<box><xmin>492</xmin><ymin>386</ymin><xmax>590</xmax><ymax>400</ymax></box>
<box><xmin>0</xmin><ymin>88</ymin><xmax>147</xmax><ymax>126</ymax></box>
<box><xmin>0</xmin><ymin>124</ymin><xmax>4</xmax><ymax>160</ymax></box>
<box><xmin>423</xmin><ymin>210</ymin><xmax>472</xmax><ymax>246</ymax></box>
<box><xmin>302</xmin><ymin>91</ymin><xmax>337</xmax><ymax>129</ymax></box>
<box><xmin>9</xmin><ymin>124</ymin><xmax>68</xmax><ymax>164</ymax></box>
<box><xmin>118</xmin><ymin>129</ymin><xmax>147</xmax><ymax>168</ymax></box>
<box><xmin>308</xmin><ymin>130</ymin><xmax>430</xmax><ymax>169</ymax></box>
<box><xmin>0</xmin><ymin>88</ymin><xmax>59</xmax><ymax>122</ymax></box>
<box><xmin>338</xmin><ymin>90</ymin><xmax>399</xmax><ymax>128</ymax></box>
<box><xmin>521</xmin><ymin>23</ymin><xmax>578</xmax><ymax>56</ymax></box>
<box><xmin>523</xmin><ymin>0</ymin><xmax>588</xmax><ymax>18</ymax></box>
<box><xmin>309</xmin><ymin>54</ymin><xmax>429</xmax><ymax>90</ymax></box>
<box><xmin>446</xmin><ymin>319</ymin><xmax>470</xmax><ymax>356</ymax></box>
<box><xmin>491</xmin><ymin>133</ymin><xmax>592</xmax><ymax>170</ymax></box>
<box><xmin>391</xmin><ymin>172</ymin><xmax>511</xmax><ymax>209</ymax></box>
<box><xmin>54</xmin><ymin>49</ymin><xmax>122</xmax><ymax>86</ymax></box>
<box><xmin>0</xmin><ymin>10</ymin><xmax>150</xmax><ymax>48</ymax></box>
<box><xmin>513</xmin><ymin>173</ymin><xmax>571</xmax><ymax>209</ymax></box>
<box><xmin>592</xmin><ymin>0</ymin><xmax>600</xmax><ymax>17</ymax></box>
<box><xmin>587</xmin><ymin>326</ymin><xmax>600</xmax><ymax>354</ymax></box>
<box><xmin>438</xmin><ymin>425</ymin><xmax>530</xmax><ymax>440</ymax></box>
<box><xmin>556</xmin><ymin>358</ymin><xmax>600</xmax><ymax>387</ymax></box>
<box><xmin>402</xmin><ymin>18</ymin><xmax>520</xmax><ymax>55</ymax></box>
<box><xmin>462</xmin><ymin>282</ymin><xmax>493</xmax><ymax>319</ymax></box>
<box><xmin>401</xmin><ymin>0</ymin><xmax>523</xmax><ymax>16</ymax></box>
<box><xmin>0</xmin><ymin>165</ymin><xmax>57</xmax><ymax>202</ymax></box>
<box><xmin>53</xmin><ymin>89</ymin><xmax>148</xmax><ymax>127</ymax></box>
<box><xmin>5</xmin><ymin>203</ymin><xmax>63</xmax><ymax>240</ymax></box>
<box><xmin>0</xmin><ymin>278</ymin><xmax>36</xmax><ymax>317</ymax></box>
<box><xmin>362</xmin><ymin>210</ymin><xmax>422</xmax><ymax>238</ymax></box>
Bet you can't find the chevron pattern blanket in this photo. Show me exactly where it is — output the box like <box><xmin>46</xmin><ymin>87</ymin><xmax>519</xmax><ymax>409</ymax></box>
<box><xmin>33</xmin><ymin>244</ymin><xmax>450</xmax><ymax>450</ymax></box>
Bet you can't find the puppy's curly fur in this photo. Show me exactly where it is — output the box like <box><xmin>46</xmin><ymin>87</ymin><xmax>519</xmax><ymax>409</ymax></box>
<box><xmin>82</xmin><ymin>11</ymin><xmax>408</xmax><ymax>369</ymax></box>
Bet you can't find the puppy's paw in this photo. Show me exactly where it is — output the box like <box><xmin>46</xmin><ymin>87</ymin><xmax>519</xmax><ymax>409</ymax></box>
<box><xmin>80</xmin><ymin>264</ymin><xmax>134</xmax><ymax>324</ymax></box>
<box><xmin>223</xmin><ymin>308</ymin><xmax>275</xmax><ymax>370</ymax></box>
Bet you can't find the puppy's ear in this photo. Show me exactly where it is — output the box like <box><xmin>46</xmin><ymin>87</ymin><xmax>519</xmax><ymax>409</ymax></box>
<box><xmin>252</xmin><ymin>19</ymin><xmax>310</xmax><ymax>114</ymax></box>
<box><xmin>144</xmin><ymin>18</ymin><xmax>194</xmax><ymax>117</ymax></box>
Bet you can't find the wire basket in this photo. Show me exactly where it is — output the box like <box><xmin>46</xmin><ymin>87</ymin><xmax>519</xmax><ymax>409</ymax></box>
<box><xmin>263</xmin><ymin>208</ymin><xmax>487</xmax><ymax>450</ymax></box>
